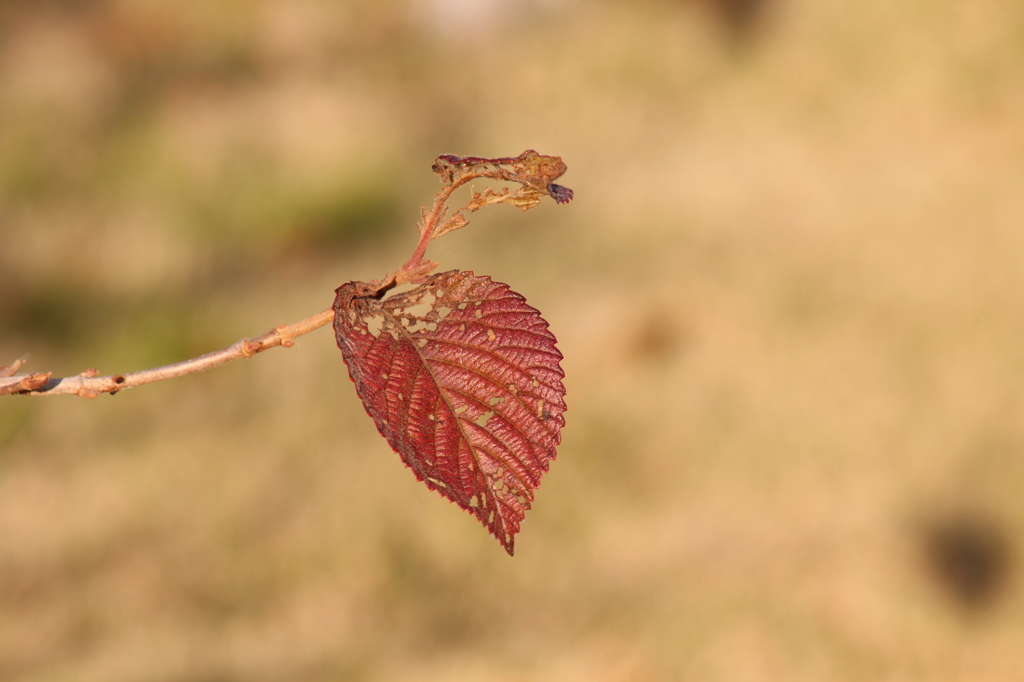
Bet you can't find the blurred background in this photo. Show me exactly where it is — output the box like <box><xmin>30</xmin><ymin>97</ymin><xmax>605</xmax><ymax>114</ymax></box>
<box><xmin>3</xmin><ymin>0</ymin><xmax>1024</xmax><ymax>679</ymax></box>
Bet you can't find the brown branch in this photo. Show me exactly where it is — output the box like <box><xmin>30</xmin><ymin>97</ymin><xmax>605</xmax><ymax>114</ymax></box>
<box><xmin>0</xmin><ymin>307</ymin><xmax>335</xmax><ymax>398</ymax></box>
<box><xmin>1</xmin><ymin>150</ymin><xmax>571</xmax><ymax>399</ymax></box>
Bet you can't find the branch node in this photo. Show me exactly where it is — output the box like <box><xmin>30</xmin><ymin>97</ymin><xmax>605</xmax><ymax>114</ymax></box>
<box><xmin>273</xmin><ymin>324</ymin><xmax>296</xmax><ymax>348</ymax></box>
<box><xmin>240</xmin><ymin>339</ymin><xmax>261</xmax><ymax>358</ymax></box>
<box><xmin>23</xmin><ymin>373</ymin><xmax>51</xmax><ymax>392</ymax></box>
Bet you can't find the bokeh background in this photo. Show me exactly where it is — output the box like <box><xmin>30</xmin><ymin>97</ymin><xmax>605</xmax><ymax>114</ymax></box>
<box><xmin>3</xmin><ymin>0</ymin><xmax>1024</xmax><ymax>680</ymax></box>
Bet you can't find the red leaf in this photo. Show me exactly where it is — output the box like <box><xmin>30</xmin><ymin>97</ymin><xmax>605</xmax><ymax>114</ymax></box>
<box><xmin>333</xmin><ymin>270</ymin><xmax>566</xmax><ymax>554</ymax></box>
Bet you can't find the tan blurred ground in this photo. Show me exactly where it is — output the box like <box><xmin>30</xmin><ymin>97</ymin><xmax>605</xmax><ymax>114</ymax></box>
<box><xmin>3</xmin><ymin>0</ymin><xmax>1024</xmax><ymax>680</ymax></box>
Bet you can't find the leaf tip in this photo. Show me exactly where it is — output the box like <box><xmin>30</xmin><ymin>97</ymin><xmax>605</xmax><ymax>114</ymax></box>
<box><xmin>549</xmin><ymin>183</ymin><xmax>573</xmax><ymax>204</ymax></box>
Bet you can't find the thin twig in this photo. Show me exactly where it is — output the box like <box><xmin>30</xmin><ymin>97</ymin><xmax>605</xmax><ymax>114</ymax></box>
<box><xmin>1</xmin><ymin>307</ymin><xmax>335</xmax><ymax>398</ymax></box>
<box><xmin>2</xmin><ymin>150</ymin><xmax>571</xmax><ymax>400</ymax></box>
<box><xmin>0</xmin><ymin>355</ymin><xmax>28</xmax><ymax>378</ymax></box>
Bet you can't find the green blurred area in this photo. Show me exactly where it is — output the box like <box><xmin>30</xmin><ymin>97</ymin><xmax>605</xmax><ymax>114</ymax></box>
<box><xmin>4</xmin><ymin>0</ymin><xmax>1024</xmax><ymax>680</ymax></box>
